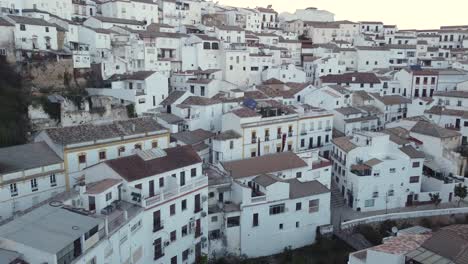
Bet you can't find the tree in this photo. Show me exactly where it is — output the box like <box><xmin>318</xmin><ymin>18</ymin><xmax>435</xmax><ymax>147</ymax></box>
<box><xmin>0</xmin><ymin>57</ymin><xmax>30</xmax><ymax>147</ymax></box>
<box><xmin>429</xmin><ymin>193</ymin><xmax>442</xmax><ymax>208</ymax></box>
<box><xmin>454</xmin><ymin>184</ymin><xmax>468</xmax><ymax>207</ymax></box>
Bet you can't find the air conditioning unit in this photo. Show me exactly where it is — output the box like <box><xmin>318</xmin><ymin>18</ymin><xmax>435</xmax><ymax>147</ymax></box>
<box><xmin>164</xmin><ymin>241</ymin><xmax>171</xmax><ymax>247</ymax></box>
<box><xmin>201</xmin><ymin>211</ymin><xmax>207</xmax><ymax>217</ymax></box>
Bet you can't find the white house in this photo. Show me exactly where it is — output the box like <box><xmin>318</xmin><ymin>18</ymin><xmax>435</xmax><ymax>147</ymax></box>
<box><xmin>84</xmin><ymin>145</ymin><xmax>209</xmax><ymax>264</ymax></box>
<box><xmin>261</xmin><ymin>63</ymin><xmax>306</xmax><ymax>83</ymax></box>
<box><xmin>100</xmin><ymin>0</ymin><xmax>159</xmax><ymax>25</ymax></box>
<box><xmin>208</xmin><ymin>151</ymin><xmax>331</xmax><ymax>257</ymax></box>
<box><xmin>320</xmin><ymin>72</ymin><xmax>382</xmax><ymax>92</ymax></box>
<box><xmin>34</xmin><ymin>117</ymin><xmax>170</xmax><ymax>188</ymax></box>
<box><xmin>6</xmin><ymin>15</ymin><xmax>58</xmax><ymax>52</ymax></box>
<box><xmin>87</xmin><ymin>71</ymin><xmax>169</xmax><ymax>115</ymax></box>
<box><xmin>331</xmin><ymin>131</ymin><xmax>424</xmax><ymax>212</ymax></box>
<box><xmin>0</xmin><ymin>143</ymin><xmax>65</xmax><ymax>220</ymax></box>
<box><xmin>23</xmin><ymin>0</ymin><xmax>73</xmax><ymax>20</ymax></box>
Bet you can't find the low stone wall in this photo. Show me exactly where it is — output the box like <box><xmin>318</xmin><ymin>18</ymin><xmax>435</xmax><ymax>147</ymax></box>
<box><xmin>341</xmin><ymin>207</ymin><xmax>468</xmax><ymax>230</ymax></box>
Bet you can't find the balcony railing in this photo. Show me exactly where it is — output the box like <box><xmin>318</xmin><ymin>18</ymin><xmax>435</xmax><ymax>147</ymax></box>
<box><xmin>144</xmin><ymin>177</ymin><xmax>208</xmax><ymax>208</ymax></box>
<box><xmin>251</xmin><ymin>196</ymin><xmax>267</xmax><ymax>203</ymax></box>
<box><xmin>288</xmin><ymin>131</ymin><xmax>293</xmax><ymax>137</ymax></box>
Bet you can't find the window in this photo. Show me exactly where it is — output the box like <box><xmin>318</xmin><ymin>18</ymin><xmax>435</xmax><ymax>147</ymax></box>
<box><xmin>388</xmin><ymin>190</ymin><xmax>394</xmax><ymax>196</ymax></box>
<box><xmin>389</xmin><ymin>168</ymin><xmax>396</xmax><ymax>173</ymax></box>
<box><xmin>180</xmin><ymin>172</ymin><xmax>186</xmax><ymax>186</ymax></box>
<box><xmin>365</xmin><ymin>199</ymin><xmax>375</xmax><ymax>207</ymax></box>
<box><xmin>153</xmin><ymin>210</ymin><xmax>162</xmax><ymax>231</ymax></box>
<box><xmin>171</xmin><ymin>256</ymin><xmax>177</xmax><ymax>264</ymax></box>
<box><xmin>412</xmin><ymin>162</ymin><xmax>420</xmax><ymax>168</ymax></box>
<box><xmin>50</xmin><ymin>174</ymin><xmax>57</xmax><ymax>187</ymax></box>
<box><xmin>181</xmin><ymin>199</ymin><xmax>187</xmax><ymax>211</ymax></box>
<box><xmin>182</xmin><ymin>249</ymin><xmax>189</xmax><ymax>261</ymax></box>
<box><xmin>134</xmin><ymin>143</ymin><xmax>142</xmax><ymax>150</ymax></box>
<box><xmin>170</xmin><ymin>204</ymin><xmax>176</xmax><ymax>216</ymax></box>
<box><xmin>106</xmin><ymin>192</ymin><xmax>112</xmax><ymax>201</ymax></box>
<box><xmin>252</xmin><ymin>213</ymin><xmax>259</xmax><ymax>227</ymax></box>
<box><xmin>191</xmin><ymin>168</ymin><xmax>197</xmax><ymax>177</ymax></box>
<box><xmin>78</xmin><ymin>154</ymin><xmax>86</xmax><ymax>164</ymax></box>
<box><xmin>227</xmin><ymin>216</ymin><xmax>240</xmax><ymax>227</ymax></box>
<box><xmin>296</xmin><ymin>202</ymin><xmax>302</xmax><ymax>211</ymax></box>
<box><xmin>296</xmin><ymin>172</ymin><xmax>302</xmax><ymax>178</ymax></box>
<box><xmin>10</xmin><ymin>183</ymin><xmax>18</xmax><ymax>197</ymax></box>
<box><xmin>154</xmin><ymin>238</ymin><xmax>163</xmax><ymax>260</ymax></box>
<box><xmin>170</xmin><ymin>230</ymin><xmax>176</xmax><ymax>242</ymax></box>
<box><xmin>45</xmin><ymin>27</ymin><xmax>49</xmax><ymax>32</ymax></box>
<box><xmin>20</xmin><ymin>24</ymin><xmax>26</xmax><ymax>31</ymax></box>
<box><xmin>269</xmin><ymin>203</ymin><xmax>285</xmax><ymax>215</ymax></box>
<box><xmin>296</xmin><ymin>221</ymin><xmax>300</xmax><ymax>228</ymax></box>
<box><xmin>372</xmin><ymin>192</ymin><xmax>379</xmax><ymax>198</ymax></box>
<box><xmin>99</xmin><ymin>151</ymin><xmax>106</xmax><ymax>160</ymax></box>
<box><xmin>410</xmin><ymin>176</ymin><xmax>420</xmax><ymax>183</ymax></box>
<box><xmin>152</xmin><ymin>141</ymin><xmax>158</xmax><ymax>148</ymax></box>
<box><xmin>181</xmin><ymin>225</ymin><xmax>188</xmax><ymax>236</ymax></box>
<box><xmin>159</xmin><ymin>177</ymin><xmax>164</xmax><ymax>187</ymax></box>
<box><xmin>31</xmin><ymin>178</ymin><xmax>38</xmax><ymax>191</ymax></box>
<box><xmin>279</xmin><ymin>223</ymin><xmax>283</xmax><ymax>230</ymax></box>
<box><xmin>118</xmin><ymin>146</ymin><xmax>125</xmax><ymax>156</ymax></box>
<box><xmin>203</xmin><ymin>42</ymin><xmax>210</xmax><ymax>49</ymax></box>
<box><xmin>229</xmin><ymin>141</ymin><xmax>234</xmax><ymax>149</ymax></box>
<box><xmin>309</xmin><ymin>199</ymin><xmax>319</xmax><ymax>213</ymax></box>
<box><xmin>194</xmin><ymin>194</ymin><xmax>201</xmax><ymax>213</ymax></box>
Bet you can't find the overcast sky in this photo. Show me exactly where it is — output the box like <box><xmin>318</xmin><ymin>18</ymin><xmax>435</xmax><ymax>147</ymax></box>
<box><xmin>217</xmin><ymin>0</ymin><xmax>468</xmax><ymax>29</ymax></box>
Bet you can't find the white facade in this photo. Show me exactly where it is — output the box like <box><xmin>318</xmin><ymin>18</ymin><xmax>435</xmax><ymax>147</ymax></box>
<box><xmin>100</xmin><ymin>0</ymin><xmax>159</xmax><ymax>24</ymax></box>
<box><xmin>261</xmin><ymin>63</ymin><xmax>306</xmax><ymax>83</ymax></box>
<box><xmin>332</xmin><ymin>132</ymin><xmax>424</xmax><ymax>212</ymax></box>
<box><xmin>34</xmin><ymin>118</ymin><xmax>170</xmax><ymax>188</ymax></box>
<box><xmin>23</xmin><ymin>0</ymin><xmax>72</xmax><ymax>20</ymax></box>
<box><xmin>87</xmin><ymin>71</ymin><xmax>169</xmax><ymax>115</ymax></box>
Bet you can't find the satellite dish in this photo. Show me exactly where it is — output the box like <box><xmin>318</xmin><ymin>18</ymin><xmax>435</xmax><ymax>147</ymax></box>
<box><xmin>391</xmin><ymin>226</ymin><xmax>398</xmax><ymax>234</ymax></box>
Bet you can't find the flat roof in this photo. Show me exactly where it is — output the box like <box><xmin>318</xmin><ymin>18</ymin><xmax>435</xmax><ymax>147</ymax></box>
<box><xmin>0</xmin><ymin>205</ymin><xmax>102</xmax><ymax>254</ymax></box>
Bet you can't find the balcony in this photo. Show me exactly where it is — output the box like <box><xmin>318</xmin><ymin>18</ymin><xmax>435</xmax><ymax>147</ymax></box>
<box><xmin>288</xmin><ymin>131</ymin><xmax>293</xmax><ymax>137</ymax></box>
<box><xmin>277</xmin><ymin>134</ymin><xmax>282</xmax><ymax>139</ymax></box>
<box><xmin>350</xmin><ymin>164</ymin><xmax>372</xmax><ymax>176</ymax></box>
<box><xmin>144</xmin><ymin>177</ymin><xmax>208</xmax><ymax>208</ymax></box>
<box><xmin>265</xmin><ymin>136</ymin><xmax>270</xmax><ymax>141</ymax></box>
<box><xmin>300</xmin><ymin>130</ymin><xmax>307</xmax><ymax>136</ymax></box>
<box><xmin>251</xmin><ymin>138</ymin><xmax>257</xmax><ymax>144</ymax></box>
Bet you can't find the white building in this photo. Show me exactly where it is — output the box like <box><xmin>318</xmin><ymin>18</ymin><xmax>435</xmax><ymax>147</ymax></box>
<box><xmin>34</xmin><ymin>117</ymin><xmax>170</xmax><ymax>188</ymax></box>
<box><xmin>0</xmin><ymin>143</ymin><xmax>65</xmax><ymax>220</ymax></box>
<box><xmin>84</xmin><ymin>15</ymin><xmax>147</xmax><ymax>30</ymax></box>
<box><xmin>261</xmin><ymin>63</ymin><xmax>307</xmax><ymax>83</ymax></box>
<box><xmin>23</xmin><ymin>0</ymin><xmax>72</xmax><ymax>20</ymax></box>
<box><xmin>320</xmin><ymin>72</ymin><xmax>382</xmax><ymax>92</ymax></box>
<box><xmin>100</xmin><ymin>0</ymin><xmax>159</xmax><ymax>25</ymax></box>
<box><xmin>331</xmin><ymin>131</ymin><xmax>424</xmax><ymax>212</ymax></box>
<box><xmin>208</xmin><ymin>151</ymin><xmax>331</xmax><ymax>258</ymax></box>
<box><xmin>87</xmin><ymin>71</ymin><xmax>169</xmax><ymax>115</ymax></box>
<box><xmin>220</xmin><ymin>101</ymin><xmax>333</xmax><ymax>161</ymax></box>
<box><xmin>6</xmin><ymin>15</ymin><xmax>58</xmax><ymax>52</ymax></box>
<box><xmin>84</xmin><ymin>145</ymin><xmax>209</xmax><ymax>264</ymax></box>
